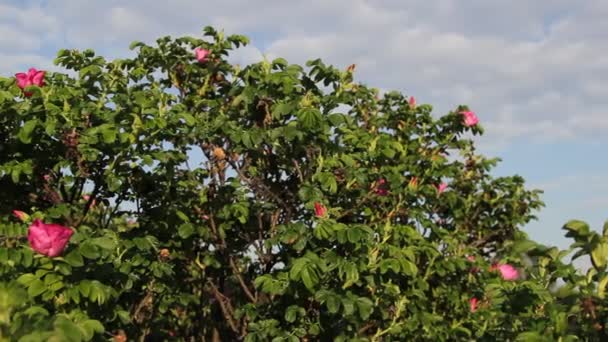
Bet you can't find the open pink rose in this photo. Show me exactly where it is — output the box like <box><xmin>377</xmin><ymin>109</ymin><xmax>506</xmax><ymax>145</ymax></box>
<box><xmin>15</xmin><ymin>68</ymin><xmax>45</xmax><ymax>97</ymax></box>
<box><xmin>194</xmin><ymin>48</ymin><xmax>211</xmax><ymax>63</ymax></box>
<box><xmin>27</xmin><ymin>219</ymin><xmax>73</xmax><ymax>257</ymax></box>
<box><xmin>491</xmin><ymin>263</ymin><xmax>519</xmax><ymax>281</ymax></box>
<box><xmin>314</xmin><ymin>202</ymin><xmax>327</xmax><ymax>218</ymax></box>
<box><xmin>469</xmin><ymin>297</ymin><xmax>479</xmax><ymax>312</ymax></box>
<box><xmin>460</xmin><ymin>111</ymin><xmax>479</xmax><ymax>127</ymax></box>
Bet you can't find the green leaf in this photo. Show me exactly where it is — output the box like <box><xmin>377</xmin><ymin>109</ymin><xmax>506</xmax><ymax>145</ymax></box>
<box><xmin>400</xmin><ymin>259</ymin><xmax>418</xmax><ymax>276</ymax></box>
<box><xmin>591</xmin><ymin>242</ymin><xmax>608</xmax><ymax>270</ymax></box>
<box><xmin>79</xmin><ymin>242</ymin><xmax>100</xmax><ymax>260</ymax></box>
<box><xmin>178</xmin><ymin>223</ymin><xmax>194</xmax><ymax>239</ymax></box>
<box><xmin>54</xmin><ymin>316</ymin><xmax>83</xmax><ymax>342</ymax></box>
<box><xmin>285</xmin><ymin>305</ymin><xmax>298</xmax><ymax>323</ymax></box>
<box><xmin>63</xmin><ymin>250</ymin><xmax>84</xmax><ymax>267</ymax></box>
<box><xmin>563</xmin><ymin>220</ymin><xmax>590</xmax><ymax>240</ymax></box>
<box><xmin>326</xmin><ymin>295</ymin><xmax>340</xmax><ymax>314</ymax></box>
<box><xmin>91</xmin><ymin>237</ymin><xmax>116</xmax><ymax>250</ymax></box>
<box><xmin>27</xmin><ymin>279</ymin><xmax>46</xmax><ymax>297</ymax></box>
<box><xmin>356</xmin><ymin>297</ymin><xmax>374</xmax><ymax>320</ymax></box>
<box><xmin>129</xmin><ymin>41</ymin><xmax>145</xmax><ymax>50</ymax></box>
<box><xmin>600</xmin><ymin>275</ymin><xmax>608</xmax><ymax>299</ymax></box>
<box><xmin>18</xmin><ymin>119</ymin><xmax>38</xmax><ymax>144</ymax></box>
<box><xmin>297</xmin><ymin>108</ymin><xmax>322</xmax><ymax>129</ymax></box>
<box><xmin>516</xmin><ymin>332</ymin><xmax>549</xmax><ymax>342</ymax></box>
<box><xmin>23</xmin><ymin>306</ymin><xmax>49</xmax><ymax>317</ymax></box>
<box><xmin>79</xmin><ymin>320</ymin><xmax>105</xmax><ymax>340</ymax></box>
<box><xmin>16</xmin><ymin>273</ymin><xmax>37</xmax><ymax>285</ymax></box>
<box><xmin>176</xmin><ymin>210</ymin><xmax>190</xmax><ymax>222</ymax></box>
<box><xmin>300</xmin><ymin>268</ymin><xmax>317</xmax><ymax>290</ymax></box>
<box><xmin>342</xmin><ymin>298</ymin><xmax>355</xmax><ymax>315</ymax></box>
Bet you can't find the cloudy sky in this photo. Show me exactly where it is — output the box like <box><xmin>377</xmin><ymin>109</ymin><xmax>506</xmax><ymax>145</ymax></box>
<box><xmin>1</xmin><ymin>0</ymin><xmax>607</xmax><ymax>249</ymax></box>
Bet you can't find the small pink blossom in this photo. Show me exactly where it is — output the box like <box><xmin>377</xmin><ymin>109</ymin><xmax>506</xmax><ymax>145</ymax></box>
<box><xmin>314</xmin><ymin>202</ymin><xmax>327</xmax><ymax>218</ymax></box>
<box><xmin>460</xmin><ymin>111</ymin><xmax>479</xmax><ymax>127</ymax></box>
<box><xmin>194</xmin><ymin>48</ymin><xmax>211</xmax><ymax>63</ymax></box>
<box><xmin>469</xmin><ymin>297</ymin><xmax>479</xmax><ymax>312</ymax></box>
<box><xmin>82</xmin><ymin>194</ymin><xmax>96</xmax><ymax>207</ymax></box>
<box><xmin>13</xmin><ymin>210</ymin><xmax>28</xmax><ymax>222</ymax></box>
<box><xmin>27</xmin><ymin>219</ymin><xmax>73</xmax><ymax>257</ymax></box>
<box><xmin>491</xmin><ymin>263</ymin><xmax>519</xmax><ymax>281</ymax></box>
<box><xmin>409</xmin><ymin>96</ymin><xmax>416</xmax><ymax>109</ymax></box>
<box><xmin>15</xmin><ymin>68</ymin><xmax>45</xmax><ymax>97</ymax></box>
<box><xmin>437</xmin><ymin>182</ymin><xmax>448</xmax><ymax>194</ymax></box>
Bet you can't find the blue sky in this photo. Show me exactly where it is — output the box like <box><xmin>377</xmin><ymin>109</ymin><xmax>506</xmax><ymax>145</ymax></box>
<box><xmin>1</xmin><ymin>0</ymin><xmax>606</xmax><ymax>251</ymax></box>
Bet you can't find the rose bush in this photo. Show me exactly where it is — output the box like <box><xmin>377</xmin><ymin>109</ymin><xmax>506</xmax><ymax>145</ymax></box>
<box><xmin>0</xmin><ymin>26</ymin><xmax>607</xmax><ymax>341</ymax></box>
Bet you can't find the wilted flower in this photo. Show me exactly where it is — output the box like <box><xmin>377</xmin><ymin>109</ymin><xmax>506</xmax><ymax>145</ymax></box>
<box><xmin>159</xmin><ymin>248</ymin><xmax>171</xmax><ymax>259</ymax></box>
<box><xmin>374</xmin><ymin>178</ymin><xmax>389</xmax><ymax>196</ymax></box>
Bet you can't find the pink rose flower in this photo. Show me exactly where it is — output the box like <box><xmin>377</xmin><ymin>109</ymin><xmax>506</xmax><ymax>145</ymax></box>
<box><xmin>27</xmin><ymin>219</ymin><xmax>74</xmax><ymax>257</ymax></box>
<box><xmin>15</xmin><ymin>68</ymin><xmax>45</xmax><ymax>97</ymax></box>
<box><xmin>460</xmin><ymin>111</ymin><xmax>479</xmax><ymax>127</ymax></box>
<box><xmin>314</xmin><ymin>202</ymin><xmax>327</xmax><ymax>218</ymax></box>
<box><xmin>194</xmin><ymin>48</ymin><xmax>211</xmax><ymax>63</ymax></box>
<box><xmin>491</xmin><ymin>263</ymin><xmax>519</xmax><ymax>281</ymax></box>
<box><xmin>469</xmin><ymin>297</ymin><xmax>479</xmax><ymax>312</ymax></box>
<box><xmin>437</xmin><ymin>182</ymin><xmax>448</xmax><ymax>194</ymax></box>
<box><xmin>12</xmin><ymin>210</ymin><xmax>29</xmax><ymax>222</ymax></box>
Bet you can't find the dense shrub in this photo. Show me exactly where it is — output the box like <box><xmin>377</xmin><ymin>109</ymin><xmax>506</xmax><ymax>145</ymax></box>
<box><xmin>0</xmin><ymin>26</ymin><xmax>607</xmax><ymax>341</ymax></box>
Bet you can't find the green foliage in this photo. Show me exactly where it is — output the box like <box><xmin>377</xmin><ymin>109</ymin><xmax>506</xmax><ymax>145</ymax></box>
<box><xmin>0</xmin><ymin>25</ymin><xmax>606</xmax><ymax>340</ymax></box>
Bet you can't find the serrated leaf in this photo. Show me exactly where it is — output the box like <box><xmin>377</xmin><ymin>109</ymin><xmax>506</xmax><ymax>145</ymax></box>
<box><xmin>178</xmin><ymin>223</ymin><xmax>194</xmax><ymax>239</ymax></box>
<box><xmin>591</xmin><ymin>243</ymin><xmax>608</xmax><ymax>270</ymax></box>
<box><xmin>16</xmin><ymin>273</ymin><xmax>37</xmax><ymax>285</ymax></box>
<box><xmin>63</xmin><ymin>250</ymin><xmax>84</xmax><ymax>267</ymax></box>
<box><xmin>27</xmin><ymin>279</ymin><xmax>46</xmax><ymax>297</ymax></box>
<box><xmin>91</xmin><ymin>237</ymin><xmax>116</xmax><ymax>250</ymax></box>
<box><xmin>18</xmin><ymin>119</ymin><xmax>38</xmax><ymax>143</ymax></box>
<box><xmin>79</xmin><ymin>242</ymin><xmax>100</xmax><ymax>260</ymax></box>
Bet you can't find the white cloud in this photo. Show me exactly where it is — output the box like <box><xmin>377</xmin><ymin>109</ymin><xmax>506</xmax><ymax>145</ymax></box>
<box><xmin>1</xmin><ymin>0</ymin><xmax>607</xmax><ymax>145</ymax></box>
